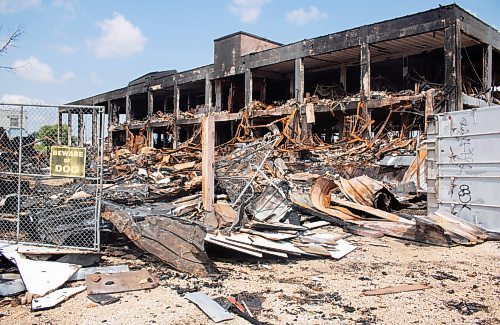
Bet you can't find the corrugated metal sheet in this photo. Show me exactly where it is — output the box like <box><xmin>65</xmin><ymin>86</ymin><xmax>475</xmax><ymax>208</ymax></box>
<box><xmin>427</xmin><ymin>106</ymin><xmax>500</xmax><ymax>231</ymax></box>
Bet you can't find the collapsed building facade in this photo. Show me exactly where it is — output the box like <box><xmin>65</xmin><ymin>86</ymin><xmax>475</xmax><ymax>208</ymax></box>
<box><xmin>69</xmin><ymin>4</ymin><xmax>499</xmax><ymax>151</ymax></box>
<box><xmin>1</xmin><ymin>5</ymin><xmax>500</xmax><ymax>316</ymax></box>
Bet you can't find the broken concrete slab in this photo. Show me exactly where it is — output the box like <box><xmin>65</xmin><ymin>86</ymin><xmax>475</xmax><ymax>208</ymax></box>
<box><xmin>1</xmin><ymin>250</ymin><xmax>80</xmax><ymax>296</ymax></box>
<box><xmin>32</xmin><ymin>286</ymin><xmax>86</xmax><ymax>311</ymax></box>
<box><xmin>185</xmin><ymin>291</ymin><xmax>234</xmax><ymax>323</ymax></box>
<box><xmin>0</xmin><ymin>279</ymin><xmax>26</xmax><ymax>296</ymax></box>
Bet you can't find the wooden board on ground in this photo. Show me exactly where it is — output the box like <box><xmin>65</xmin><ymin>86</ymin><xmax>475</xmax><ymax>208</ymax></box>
<box><xmin>362</xmin><ymin>283</ymin><xmax>432</xmax><ymax>296</ymax></box>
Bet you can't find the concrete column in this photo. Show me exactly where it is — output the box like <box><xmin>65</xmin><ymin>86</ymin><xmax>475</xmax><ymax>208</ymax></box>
<box><xmin>125</xmin><ymin>93</ymin><xmax>131</xmax><ymax>122</ymax></box>
<box><xmin>215</xmin><ymin>79</ymin><xmax>222</xmax><ymax>111</ymax></box>
<box><xmin>92</xmin><ymin>108</ymin><xmax>98</xmax><ymax>148</ymax></box>
<box><xmin>78</xmin><ymin>111</ymin><xmax>84</xmax><ymax>146</ymax></box>
<box><xmin>244</xmin><ymin>68</ymin><xmax>253</xmax><ymax>107</ymax></box>
<box><xmin>360</xmin><ymin>43</ymin><xmax>371</xmax><ymax>99</ymax></box>
<box><xmin>57</xmin><ymin>110</ymin><xmax>63</xmax><ymax>145</ymax></box>
<box><xmin>444</xmin><ymin>20</ymin><xmax>462</xmax><ymax>111</ymax></box>
<box><xmin>147</xmin><ymin>89</ymin><xmax>154</xmax><ymax>118</ymax></box>
<box><xmin>425</xmin><ymin>89</ymin><xmax>435</xmax><ymax>132</ymax></box>
<box><xmin>483</xmin><ymin>44</ymin><xmax>492</xmax><ymax>104</ymax></box>
<box><xmin>360</xmin><ymin>43</ymin><xmax>371</xmax><ymax>138</ymax></box>
<box><xmin>201</xmin><ymin>115</ymin><xmax>215</xmax><ymax>212</ymax></box>
<box><xmin>67</xmin><ymin>112</ymin><xmax>72</xmax><ymax>146</ymax></box>
<box><xmin>340</xmin><ymin>64</ymin><xmax>347</xmax><ymax>92</ymax></box>
<box><xmin>205</xmin><ymin>75</ymin><xmax>212</xmax><ymax>110</ymax></box>
<box><xmin>173</xmin><ymin>78</ymin><xmax>180</xmax><ymax>149</ymax></box>
<box><xmin>147</xmin><ymin>89</ymin><xmax>154</xmax><ymax>147</ymax></box>
<box><xmin>294</xmin><ymin>58</ymin><xmax>304</xmax><ymax>103</ymax></box>
<box><xmin>261</xmin><ymin>77</ymin><xmax>267</xmax><ymax>102</ymax></box>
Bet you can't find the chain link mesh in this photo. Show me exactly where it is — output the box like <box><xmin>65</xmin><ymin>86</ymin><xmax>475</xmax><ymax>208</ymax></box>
<box><xmin>0</xmin><ymin>103</ymin><xmax>104</xmax><ymax>250</ymax></box>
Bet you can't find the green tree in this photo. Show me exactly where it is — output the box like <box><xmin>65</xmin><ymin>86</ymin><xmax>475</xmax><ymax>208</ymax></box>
<box><xmin>36</xmin><ymin>124</ymin><xmax>76</xmax><ymax>150</ymax></box>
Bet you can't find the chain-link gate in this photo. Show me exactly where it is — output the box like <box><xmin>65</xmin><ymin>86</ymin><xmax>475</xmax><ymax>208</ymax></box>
<box><xmin>0</xmin><ymin>103</ymin><xmax>104</xmax><ymax>250</ymax></box>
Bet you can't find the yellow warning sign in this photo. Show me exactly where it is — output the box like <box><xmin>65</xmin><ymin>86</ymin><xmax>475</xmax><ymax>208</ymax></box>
<box><xmin>50</xmin><ymin>146</ymin><xmax>86</xmax><ymax>178</ymax></box>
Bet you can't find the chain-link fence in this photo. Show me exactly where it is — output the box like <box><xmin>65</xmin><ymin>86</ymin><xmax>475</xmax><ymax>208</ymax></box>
<box><xmin>0</xmin><ymin>103</ymin><xmax>104</xmax><ymax>250</ymax></box>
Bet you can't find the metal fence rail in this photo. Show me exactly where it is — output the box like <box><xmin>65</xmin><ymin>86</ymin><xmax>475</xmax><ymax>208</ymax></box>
<box><xmin>0</xmin><ymin>103</ymin><xmax>104</xmax><ymax>250</ymax></box>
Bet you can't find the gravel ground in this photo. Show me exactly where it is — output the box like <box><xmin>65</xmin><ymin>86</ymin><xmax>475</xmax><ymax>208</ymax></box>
<box><xmin>1</xmin><ymin>227</ymin><xmax>499</xmax><ymax>325</ymax></box>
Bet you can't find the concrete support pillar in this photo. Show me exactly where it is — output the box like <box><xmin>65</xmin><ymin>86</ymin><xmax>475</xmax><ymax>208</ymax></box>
<box><xmin>360</xmin><ymin>43</ymin><xmax>371</xmax><ymax>138</ymax></box>
<box><xmin>424</xmin><ymin>89</ymin><xmax>435</xmax><ymax>132</ymax></box>
<box><xmin>244</xmin><ymin>68</ymin><xmax>253</xmax><ymax>107</ymax></box>
<box><xmin>57</xmin><ymin>110</ymin><xmax>63</xmax><ymax>145</ymax></box>
<box><xmin>106</xmin><ymin>101</ymin><xmax>112</xmax><ymax>148</ymax></box>
<box><xmin>294</xmin><ymin>58</ymin><xmax>304</xmax><ymax>103</ymax></box>
<box><xmin>340</xmin><ymin>64</ymin><xmax>347</xmax><ymax>92</ymax></box>
<box><xmin>444</xmin><ymin>20</ymin><xmax>462</xmax><ymax>111</ymax></box>
<box><xmin>92</xmin><ymin>108</ymin><xmax>98</xmax><ymax>148</ymax></box>
<box><xmin>261</xmin><ymin>78</ymin><xmax>267</xmax><ymax>102</ymax></box>
<box><xmin>215</xmin><ymin>80</ymin><xmax>222</xmax><ymax>111</ymax></box>
<box><xmin>483</xmin><ymin>44</ymin><xmax>492</xmax><ymax>104</ymax></box>
<box><xmin>125</xmin><ymin>93</ymin><xmax>131</xmax><ymax>122</ymax></box>
<box><xmin>78</xmin><ymin>111</ymin><xmax>84</xmax><ymax>146</ymax></box>
<box><xmin>360</xmin><ymin>43</ymin><xmax>371</xmax><ymax>99</ymax></box>
<box><xmin>173</xmin><ymin>78</ymin><xmax>180</xmax><ymax>149</ymax></box>
<box><xmin>205</xmin><ymin>75</ymin><xmax>212</xmax><ymax>110</ymax></box>
<box><xmin>67</xmin><ymin>112</ymin><xmax>72</xmax><ymax>146</ymax></box>
<box><xmin>147</xmin><ymin>89</ymin><xmax>154</xmax><ymax>147</ymax></box>
<box><xmin>201</xmin><ymin>115</ymin><xmax>215</xmax><ymax>212</ymax></box>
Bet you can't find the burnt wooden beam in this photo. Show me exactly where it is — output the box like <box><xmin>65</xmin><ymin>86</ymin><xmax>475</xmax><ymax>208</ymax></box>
<box><xmin>201</xmin><ymin>115</ymin><xmax>215</xmax><ymax>212</ymax></box>
<box><xmin>294</xmin><ymin>58</ymin><xmax>304</xmax><ymax>103</ymax></box>
<box><xmin>483</xmin><ymin>44</ymin><xmax>492</xmax><ymax>103</ymax></box>
<box><xmin>244</xmin><ymin>68</ymin><xmax>253</xmax><ymax>107</ymax></box>
<box><xmin>444</xmin><ymin>20</ymin><xmax>463</xmax><ymax>111</ymax></box>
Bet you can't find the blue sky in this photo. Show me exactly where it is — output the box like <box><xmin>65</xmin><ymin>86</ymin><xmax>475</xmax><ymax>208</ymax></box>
<box><xmin>0</xmin><ymin>0</ymin><xmax>499</xmax><ymax>105</ymax></box>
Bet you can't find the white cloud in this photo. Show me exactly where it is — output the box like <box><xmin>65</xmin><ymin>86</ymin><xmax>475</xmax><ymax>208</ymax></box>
<box><xmin>89</xmin><ymin>70</ymin><xmax>103</xmax><ymax>85</ymax></box>
<box><xmin>0</xmin><ymin>0</ymin><xmax>41</xmax><ymax>14</ymax></box>
<box><xmin>0</xmin><ymin>94</ymin><xmax>45</xmax><ymax>105</ymax></box>
<box><xmin>58</xmin><ymin>45</ymin><xmax>76</xmax><ymax>54</ymax></box>
<box><xmin>53</xmin><ymin>0</ymin><xmax>75</xmax><ymax>12</ymax></box>
<box><xmin>87</xmin><ymin>12</ymin><xmax>147</xmax><ymax>59</ymax></box>
<box><xmin>53</xmin><ymin>0</ymin><xmax>77</xmax><ymax>20</ymax></box>
<box><xmin>13</xmin><ymin>56</ymin><xmax>75</xmax><ymax>83</ymax></box>
<box><xmin>285</xmin><ymin>6</ymin><xmax>327</xmax><ymax>26</ymax></box>
<box><xmin>59</xmin><ymin>71</ymin><xmax>75</xmax><ymax>82</ymax></box>
<box><xmin>227</xmin><ymin>0</ymin><xmax>270</xmax><ymax>23</ymax></box>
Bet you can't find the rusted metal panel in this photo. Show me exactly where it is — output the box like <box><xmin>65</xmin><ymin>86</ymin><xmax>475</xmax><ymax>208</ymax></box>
<box><xmin>102</xmin><ymin>205</ymin><xmax>218</xmax><ymax>277</ymax></box>
<box><xmin>85</xmin><ymin>270</ymin><xmax>158</xmax><ymax>295</ymax></box>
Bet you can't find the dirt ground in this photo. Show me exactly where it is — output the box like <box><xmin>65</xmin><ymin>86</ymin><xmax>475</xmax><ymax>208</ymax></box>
<box><xmin>1</xmin><ymin>227</ymin><xmax>499</xmax><ymax>325</ymax></box>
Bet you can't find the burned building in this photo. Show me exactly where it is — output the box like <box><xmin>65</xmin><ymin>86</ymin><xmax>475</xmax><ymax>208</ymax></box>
<box><xmin>68</xmin><ymin>4</ymin><xmax>500</xmax><ymax>150</ymax></box>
